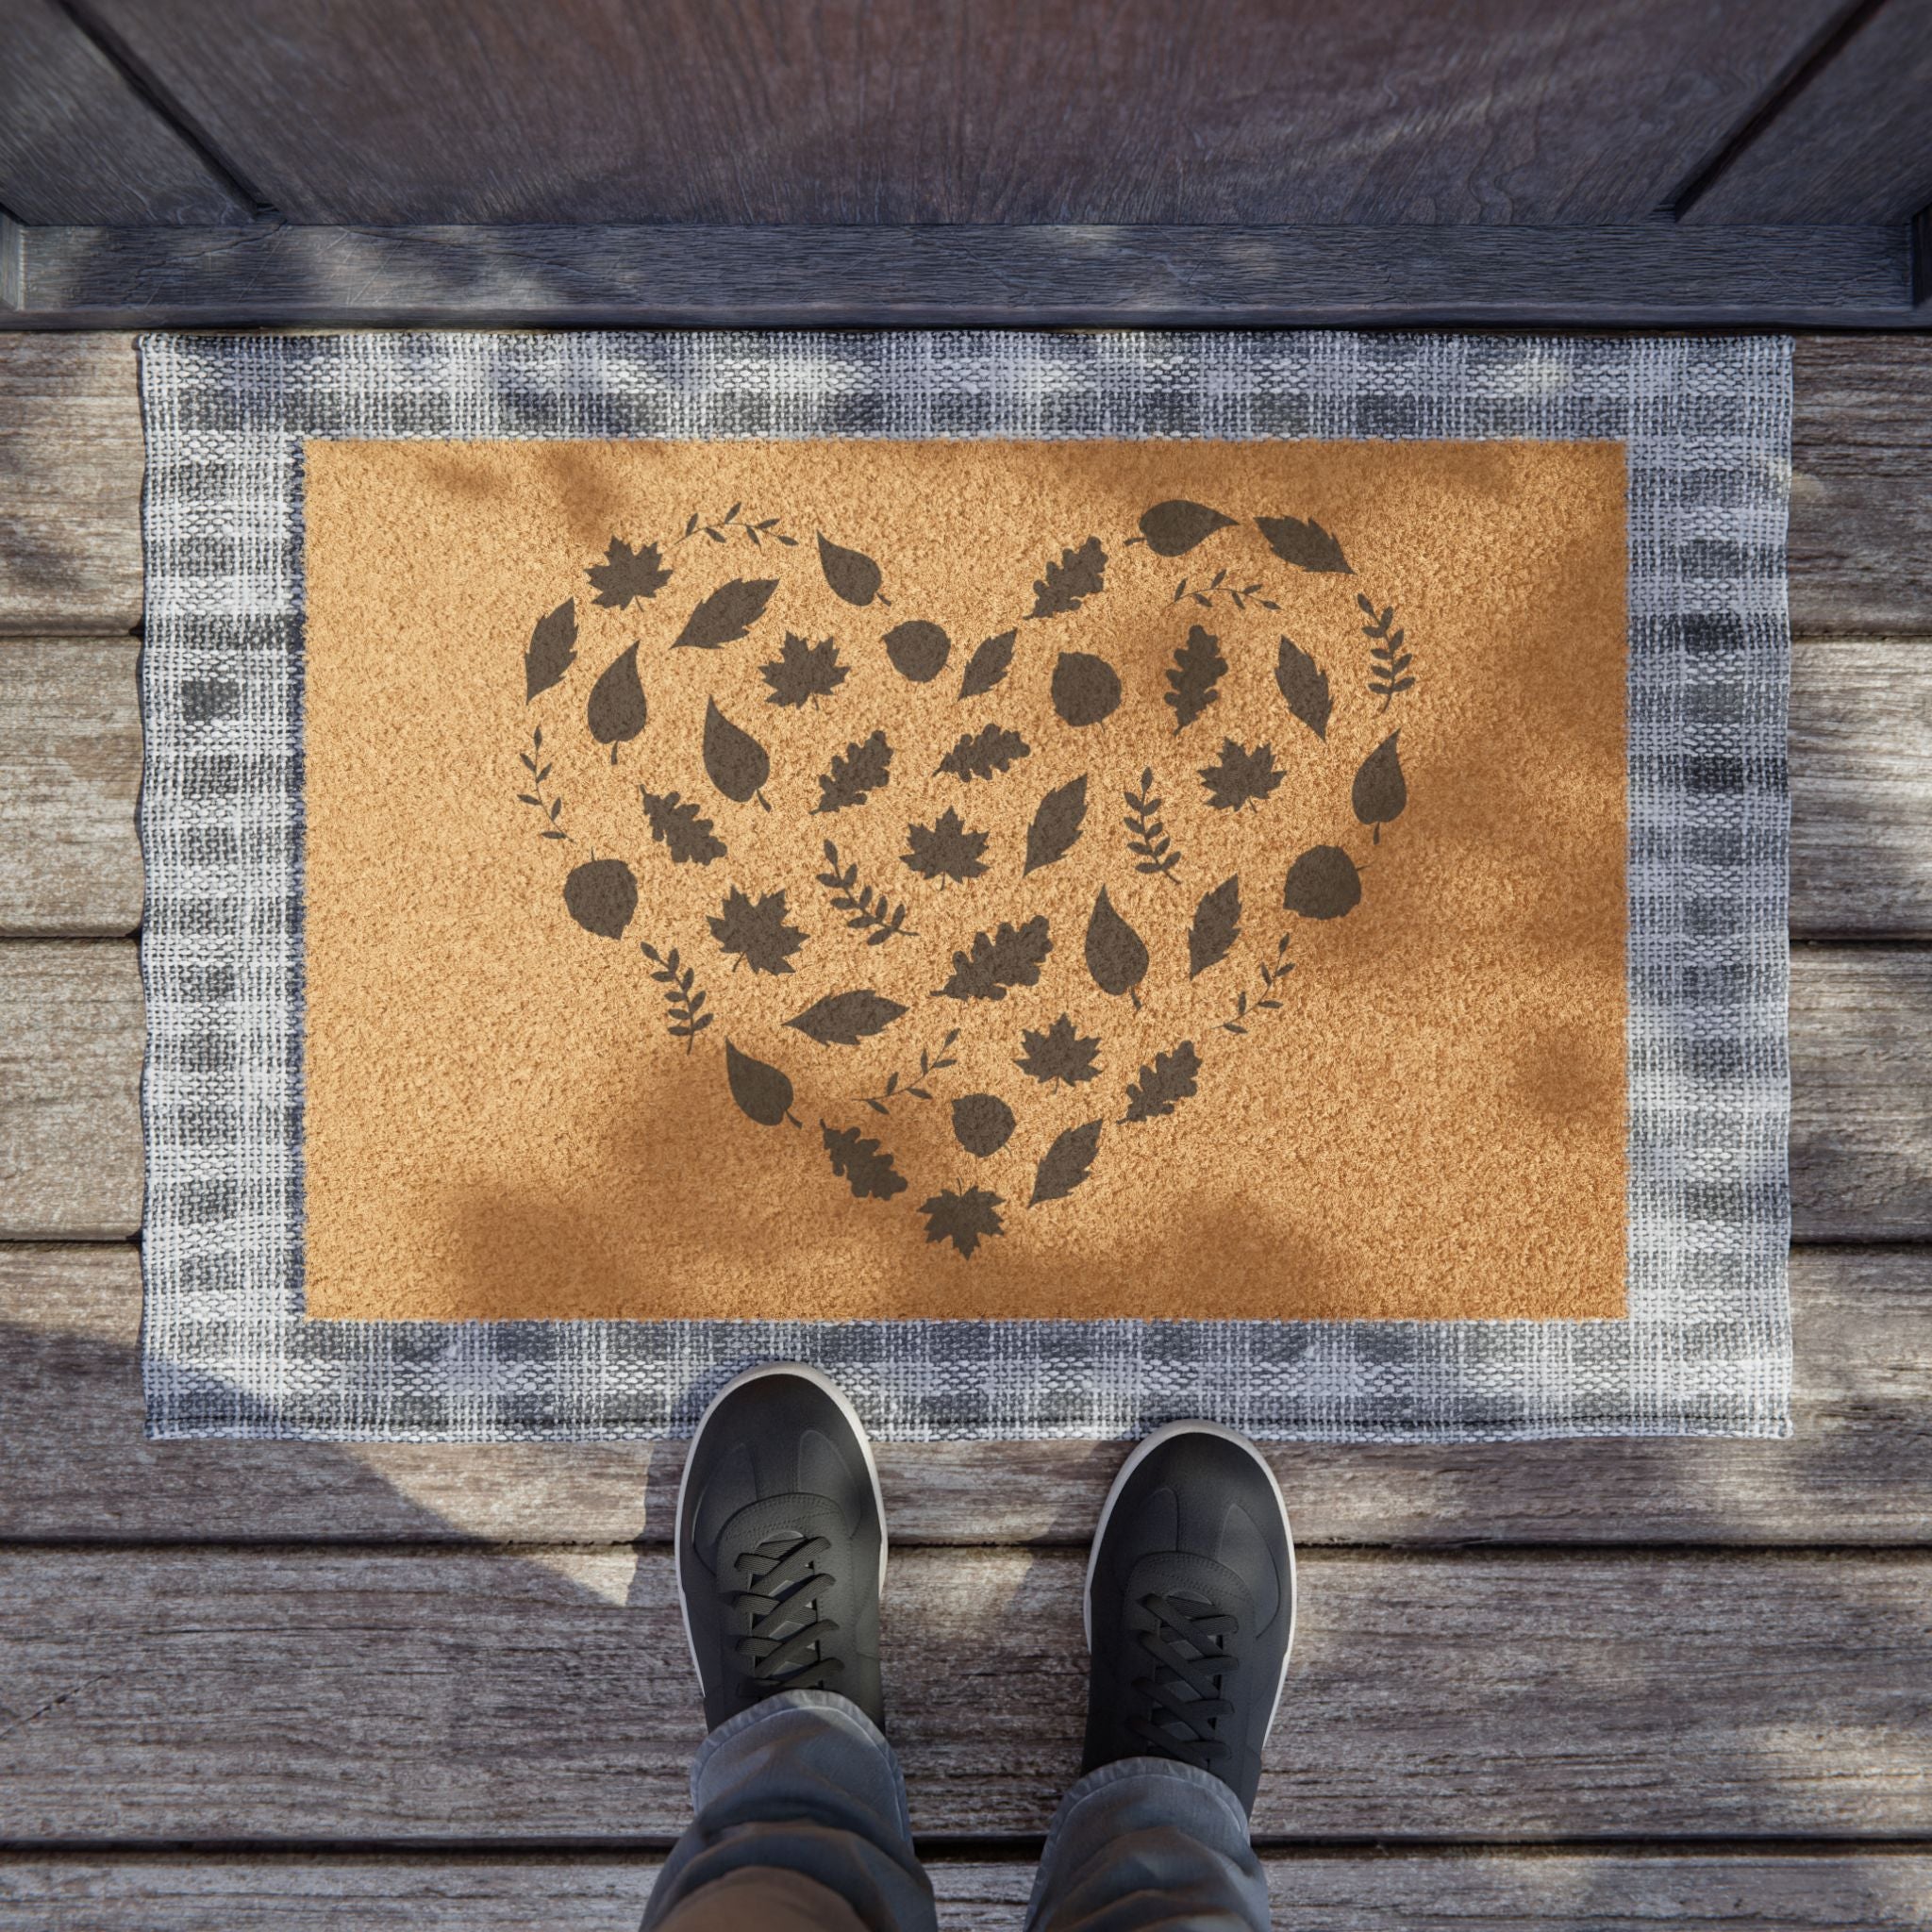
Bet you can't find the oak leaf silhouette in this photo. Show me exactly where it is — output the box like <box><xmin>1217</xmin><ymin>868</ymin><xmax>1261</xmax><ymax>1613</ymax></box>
<box><xmin>1353</xmin><ymin>730</ymin><xmax>1407</xmax><ymax>841</ymax></box>
<box><xmin>1137</xmin><ymin>500</ymin><xmax>1236</xmax><ymax>558</ymax></box>
<box><xmin>951</xmin><ymin>1091</ymin><xmax>1016</xmax><ymax>1158</ymax></box>
<box><xmin>937</xmin><ymin>723</ymin><xmax>1030</xmax><ymax>783</ymax></box>
<box><xmin>587</xmin><ymin>641</ymin><xmax>648</xmax><ymax>761</ymax></box>
<box><xmin>817</xmin><ymin>534</ymin><xmax>886</xmax><ymax>608</ymax></box>
<box><xmin>1023</xmin><ymin>774</ymin><xmax>1089</xmax><ymax>874</ymax></box>
<box><xmin>725</xmin><ymin>1040</ymin><xmax>796</xmax><ymax>1126</ymax></box>
<box><xmin>1085</xmin><ymin>887</ymin><xmax>1149</xmax><ymax>1007</ymax></box>
<box><xmin>823</xmin><ymin>1121</ymin><xmax>908</xmax><ymax>1200</ymax></box>
<box><xmin>709</xmin><ymin>886</ymin><xmax>808</xmax><ymax>974</ymax></box>
<box><xmin>883</xmin><ymin>620</ymin><xmax>951</xmax><ymax>684</ymax></box>
<box><xmin>1165</xmin><ymin>625</ymin><xmax>1226</xmax><ymax>734</ymax></box>
<box><xmin>814</xmin><ymin>730</ymin><xmax>893</xmax><ymax>814</ymax></box>
<box><xmin>640</xmin><ymin>787</ymin><xmax>726</xmax><ymax>866</ymax></box>
<box><xmin>787</xmin><ymin>989</ymin><xmax>908</xmax><ymax>1048</ymax></box>
<box><xmin>1187</xmin><ymin>875</ymin><xmax>1242</xmax><ymax>979</ymax></box>
<box><xmin>958</xmin><ymin>629</ymin><xmax>1017</xmax><ymax>700</ymax></box>
<box><xmin>1122</xmin><ymin>1041</ymin><xmax>1201</xmax><ymax>1124</ymax></box>
<box><xmin>903</xmin><ymin>807</ymin><xmax>991</xmax><ymax>888</ymax></box>
<box><xmin>934</xmin><ymin>915</ymin><xmax>1053</xmax><ymax>1002</ymax></box>
<box><xmin>920</xmin><ymin>1185</ymin><xmax>1006</xmax><ymax>1257</ymax></box>
<box><xmin>1016</xmin><ymin>1012</ymin><xmax>1101</xmax><ymax>1089</ymax></box>
<box><xmin>761</xmin><ymin>632</ymin><xmax>848</xmax><ymax>708</ymax></box>
<box><xmin>1198</xmin><ymin>738</ymin><xmax>1284</xmax><ymax>812</ymax></box>
<box><xmin>1030</xmin><ymin>536</ymin><xmax>1108</xmax><ymax>618</ymax></box>
<box><xmin>586</xmin><ymin>538</ymin><xmax>671</xmax><ymax>608</ymax></box>
<box><xmin>563</xmin><ymin>858</ymin><xmax>637</xmax><ymax>940</ymax></box>
<box><xmin>1030</xmin><ymin>1118</ymin><xmax>1104</xmax><ymax>1206</ymax></box>
<box><xmin>1256</xmin><ymin>515</ymin><xmax>1353</xmax><ymax>575</ymax></box>
<box><xmin>674</xmin><ymin>577</ymin><xmax>779</xmax><ymax>649</ymax></box>
<box><xmin>1283</xmin><ymin>844</ymin><xmax>1362</xmax><ymax>920</ymax></box>
<box><xmin>525</xmin><ymin>598</ymin><xmax>577</xmax><ymax>702</ymax></box>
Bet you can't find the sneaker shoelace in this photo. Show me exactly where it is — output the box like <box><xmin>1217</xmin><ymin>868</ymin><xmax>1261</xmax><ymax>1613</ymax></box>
<box><xmin>1127</xmin><ymin>1590</ymin><xmax>1240</xmax><ymax>1770</ymax></box>
<box><xmin>724</xmin><ymin>1533</ymin><xmax>843</xmax><ymax>1701</ymax></box>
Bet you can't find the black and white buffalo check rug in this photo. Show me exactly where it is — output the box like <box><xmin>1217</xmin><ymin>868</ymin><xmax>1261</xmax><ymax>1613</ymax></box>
<box><xmin>138</xmin><ymin>331</ymin><xmax>1791</xmax><ymax>1441</ymax></box>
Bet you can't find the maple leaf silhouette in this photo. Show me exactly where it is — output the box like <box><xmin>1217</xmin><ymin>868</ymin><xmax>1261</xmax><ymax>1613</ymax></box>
<box><xmin>1015</xmin><ymin>1012</ymin><xmax>1101</xmax><ymax>1089</ymax></box>
<box><xmin>823</xmin><ymin>1121</ymin><xmax>908</xmax><ymax>1200</ymax></box>
<box><xmin>903</xmin><ymin>808</ymin><xmax>991</xmax><ymax>889</ymax></box>
<box><xmin>640</xmin><ymin>787</ymin><xmax>726</xmax><ymax>866</ymax></box>
<box><xmin>708</xmin><ymin>886</ymin><xmax>808</xmax><ymax>974</ymax></box>
<box><xmin>1197</xmin><ymin>738</ymin><xmax>1284</xmax><ymax>812</ymax></box>
<box><xmin>760</xmin><ymin>632</ymin><xmax>849</xmax><ymax>708</ymax></box>
<box><xmin>936</xmin><ymin>723</ymin><xmax>1030</xmax><ymax>784</ymax></box>
<box><xmin>586</xmin><ymin>538</ymin><xmax>672</xmax><ymax>608</ymax></box>
<box><xmin>1030</xmin><ymin>536</ymin><xmax>1108</xmax><ymax>619</ymax></box>
<box><xmin>919</xmin><ymin>1185</ymin><xmax>1006</xmax><ymax>1257</ymax></box>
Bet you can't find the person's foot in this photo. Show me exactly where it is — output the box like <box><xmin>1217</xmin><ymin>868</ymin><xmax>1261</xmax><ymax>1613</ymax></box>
<box><xmin>1081</xmin><ymin>1422</ymin><xmax>1294</xmax><ymax>1814</ymax></box>
<box><xmin>675</xmin><ymin>1363</ymin><xmax>886</xmax><ymax>1733</ymax></box>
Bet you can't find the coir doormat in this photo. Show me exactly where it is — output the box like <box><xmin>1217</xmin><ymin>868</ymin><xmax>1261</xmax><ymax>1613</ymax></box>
<box><xmin>139</xmin><ymin>332</ymin><xmax>1790</xmax><ymax>1441</ymax></box>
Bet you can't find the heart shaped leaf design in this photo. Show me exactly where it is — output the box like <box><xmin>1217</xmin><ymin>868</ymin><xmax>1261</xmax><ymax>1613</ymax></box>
<box><xmin>562</xmin><ymin>857</ymin><xmax>636</xmax><ymax>939</ymax></box>
<box><xmin>1353</xmin><ymin>730</ymin><xmax>1407</xmax><ymax>842</ymax></box>
<box><xmin>951</xmin><ymin>1091</ymin><xmax>1016</xmax><ymax>1158</ymax></box>
<box><xmin>588</xmin><ymin>641</ymin><xmax>648</xmax><ymax>761</ymax></box>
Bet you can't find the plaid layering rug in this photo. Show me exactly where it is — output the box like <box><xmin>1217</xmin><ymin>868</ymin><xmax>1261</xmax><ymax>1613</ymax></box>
<box><xmin>138</xmin><ymin>331</ymin><xmax>1790</xmax><ymax>1441</ymax></box>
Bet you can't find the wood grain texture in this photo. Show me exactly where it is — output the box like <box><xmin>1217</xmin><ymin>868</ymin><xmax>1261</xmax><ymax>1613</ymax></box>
<box><xmin>67</xmin><ymin>0</ymin><xmax>1847</xmax><ymax>227</ymax></box>
<box><xmin>3</xmin><ymin>1242</ymin><xmax>1927</xmax><ymax>1547</ymax></box>
<box><xmin>2</xmin><ymin>1544</ymin><xmax>1927</xmax><ymax>1842</ymax></box>
<box><xmin>0</xmin><ymin>639</ymin><xmax>141</xmax><ymax>937</ymax></box>
<box><xmin>0</xmin><ymin>0</ymin><xmax>250</xmax><ymax>225</ymax></box>
<box><xmin>6</xmin><ymin>941</ymin><xmax>1924</xmax><ymax>1246</ymax></box>
<box><xmin>4</xmin><ymin>1849</ymin><xmax>1928</xmax><ymax>1931</ymax></box>
<box><xmin>0</xmin><ymin>335</ymin><xmax>142</xmax><ymax>637</ymax></box>
<box><xmin>1790</xmin><ymin>335</ymin><xmax>1932</xmax><ymax>634</ymax></box>
<box><xmin>5</xmin><ymin>632</ymin><xmax>1927</xmax><ymax>941</ymax></box>
<box><xmin>8</xmin><ymin>222</ymin><xmax>1915</xmax><ymax>329</ymax></box>
<box><xmin>1683</xmin><ymin>0</ymin><xmax>1932</xmax><ymax>225</ymax></box>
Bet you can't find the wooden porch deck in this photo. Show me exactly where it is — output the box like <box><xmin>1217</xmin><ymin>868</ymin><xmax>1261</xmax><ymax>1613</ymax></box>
<box><xmin>1</xmin><ymin>333</ymin><xmax>1929</xmax><ymax>1929</ymax></box>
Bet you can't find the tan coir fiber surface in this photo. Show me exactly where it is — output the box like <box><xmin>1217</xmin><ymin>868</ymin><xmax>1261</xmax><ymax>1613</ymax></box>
<box><xmin>301</xmin><ymin>438</ymin><xmax>1627</xmax><ymax>1324</ymax></box>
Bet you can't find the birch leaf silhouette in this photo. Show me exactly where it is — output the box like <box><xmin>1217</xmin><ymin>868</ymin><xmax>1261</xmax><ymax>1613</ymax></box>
<box><xmin>1023</xmin><ymin>774</ymin><xmax>1089</xmax><ymax>874</ymax></box>
<box><xmin>704</xmin><ymin>697</ymin><xmax>772</xmax><ymax>808</ymax></box>
<box><xmin>709</xmin><ymin>886</ymin><xmax>808</xmax><ymax>974</ymax></box>
<box><xmin>1122</xmin><ymin>1041</ymin><xmax>1201</xmax><ymax>1124</ymax></box>
<box><xmin>787</xmin><ymin>989</ymin><xmax>908</xmax><ymax>1048</ymax></box>
<box><xmin>760</xmin><ymin>632</ymin><xmax>848</xmax><ymax>708</ymax></box>
<box><xmin>1085</xmin><ymin>887</ymin><xmax>1149</xmax><ymax>1008</ymax></box>
<box><xmin>563</xmin><ymin>857</ymin><xmax>637</xmax><ymax>940</ymax></box>
<box><xmin>1256</xmin><ymin>515</ymin><xmax>1353</xmax><ymax>575</ymax></box>
<box><xmin>1198</xmin><ymin>739</ymin><xmax>1284</xmax><ymax>812</ymax></box>
<box><xmin>1052</xmin><ymin>652</ymin><xmax>1123</xmax><ymax>728</ymax></box>
<box><xmin>937</xmin><ymin>723</ymin><xmax>1029</xmax><ymax>783</ymax></box>
<box><xmin>725</xmin><ymin>1040</ymin><xmax>796</xmax><ymax>1127</ymax></box>
<box><xmin>674</xmin><ymin>577</ymin><xmax>779</xmax><ymax>649</ymax></box>
<box><xmin>814</xmin><ymin>730</ymin><xmax>893</xmax><ymax>813</ymax></box>
<box><xmin>934</xmin><ymin>915</ymin><xmax>1052</xmax><ymax>1002</ymax></box>
<box><xmin>951</xmin><ymin>1092</ymin><xmax>1015</xmax><ymax>1158</ymax></box>
<box><xmin>823</xmin><ymin>1121</ymin><xmax>908</xmax><ymax>1200</ymax></box>
<box><xmin>1137</xmin><ymin>500</ymin><xmax>1236</xmax><ymax>558</ymax></box>
<box><xmin>1187</xmin><ymin>875</ymin><xmax>1242</xmax><ymax>978</ymax></box>
<box><xmin>1274</xmin><ymin>636</ymin><xmax>1332</xmax><ymax>741</ymax></box>
<box><xmin>640</xmin><ymin>787</ymin><xmax>726</xmax><ymax>866</ymax></box>
<box><xmin>920</xmin><ymin>1186</ymin><xmax>1006</xmax><ymax>1257</ymax></box>
<box><xmin>903</xmin><ymin>808</ymin><xmax>991</xmax><ymax>888</ymax></box>
<box><xmin>587</xmin><ymin>641</ymin><xmax>647</xmax><ymax>761</ymax></box>
<box><xmin>586</xmin><ymin>538</ymin><xmax>671</xmax><ymax>608</ymax></box>
<box><xmin>1030</xmin><ymin>1118</ymin><xmax>1103</xmax><ymax>1206</ymax></box>
<box><xmin>817</xmin><ymin>534</ymin><xmax>886</xmax><ymax>608</ymax></box>
<box><xmin>884</xmin><ymin>620</ymin><xmax>951</xmax><ymax>684</ymax></box>
<box><xmin>1030</xmin><ymin>536</ymin><xmax>1108</xmax><ymax>618</ymax></box>
<box><xmin>1353</xmin><ymin>730</ymin><xmax>1407</xmax><ymax>841</ymax></box>
<box><xmin>1165</xmin><ymin>625</ymin><xmax>1226</xmax><ymax>734</ymax></box>
<box><xmin>525</xmin><ymin>599</ymin><xmax>577</xmax><ymax>701</ymax></box>
<box><xmin>1283</xmin><ymin>844</ymin><xmax>1362</xmax><ymax>920</ymax></box>
<box><xmin>958</xmin><ymin>629</ymin><xmax>1016</xmax><ymax>700</ymax></box>
<box><xmin>1016</xmin><ymin>1012</ymin><xmax>1101</xmax><ymax>1089</ymax></box>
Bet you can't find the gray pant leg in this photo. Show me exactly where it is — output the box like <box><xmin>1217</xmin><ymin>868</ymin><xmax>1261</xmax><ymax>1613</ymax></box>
<box><xmin>1024</xmin><ymin>1757</ymin><xmax>1271</xmax><ymax>1932</ymax></box>
<box><xmin>643</xmin><ymin>1689</ymin><xmax>938</xmax><ymax>1932</ymax></box>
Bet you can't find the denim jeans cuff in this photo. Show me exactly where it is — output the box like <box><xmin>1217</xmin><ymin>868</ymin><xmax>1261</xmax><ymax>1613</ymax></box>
<box><xmin>689</xmin><ymin>1689</ymin><xmax>908</xmax><ymax>1827</ymax></box>
<box><xmin>1042</xmin><ymin>1752</ymin><xmax>1253</xmax><ymax>1847</ymax></box>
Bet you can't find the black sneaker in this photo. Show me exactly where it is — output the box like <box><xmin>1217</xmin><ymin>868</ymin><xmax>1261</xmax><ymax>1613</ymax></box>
<box><xmin>1082</xmin><ymin>1422</ymin><xmax>1294</xmax><ymax>1815</ymax></box>
<box><xmin>675</xmin><ymin>1363</ymin><xmax>886</xmax><ymax>1733</ymax></box>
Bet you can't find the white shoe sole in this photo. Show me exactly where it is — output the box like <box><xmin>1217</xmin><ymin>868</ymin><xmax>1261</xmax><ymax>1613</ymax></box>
<box><xmin>675</xmin><ymin>1362</ymin><xmax>888</xmax><ymax>1686</ymax></box>
<box><xmin>1084</xmin><ymin>1419</ymin><xmax>1296</xmax><ymax>1734</ymax></box>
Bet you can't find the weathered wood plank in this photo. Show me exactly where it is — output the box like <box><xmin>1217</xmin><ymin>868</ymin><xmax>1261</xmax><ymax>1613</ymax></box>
<box><xmin>5</xmin><ymin>633</ymin><xmax>1924</xmax><ymax>940</ymax></box>
<box><xmin>8</xmin><ymin>221</ymin><xmax>1916</xmax><ymax>330</ymax></box>
<box><xmin>0</xmin><ymin>336</ymin><xmax>142</xmax><ymax>637</ymax></box>
<box><xmin>0</xmin><ymin>640</ymin><xmax>142</xmax><ymax>938</ymax></box>
<box><xmin>1</xmin><ymin>1545</ymin><xmax>1926</xmax><ymax>1841</ymax></box>
<box><xmin>5</xmin><ymin>1849</ymin><xmax>1927</xmax><ymax>1931</ymax></box>
<box><xmin>4</xmin><ymin>1242</ymin><xmax>1926</xmax><ymax>1547</ymax></box>
<box><xmin>4</xmin><ymin>941</ymin><xmax>1923</xmax><ymax>1245</ymax></box>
